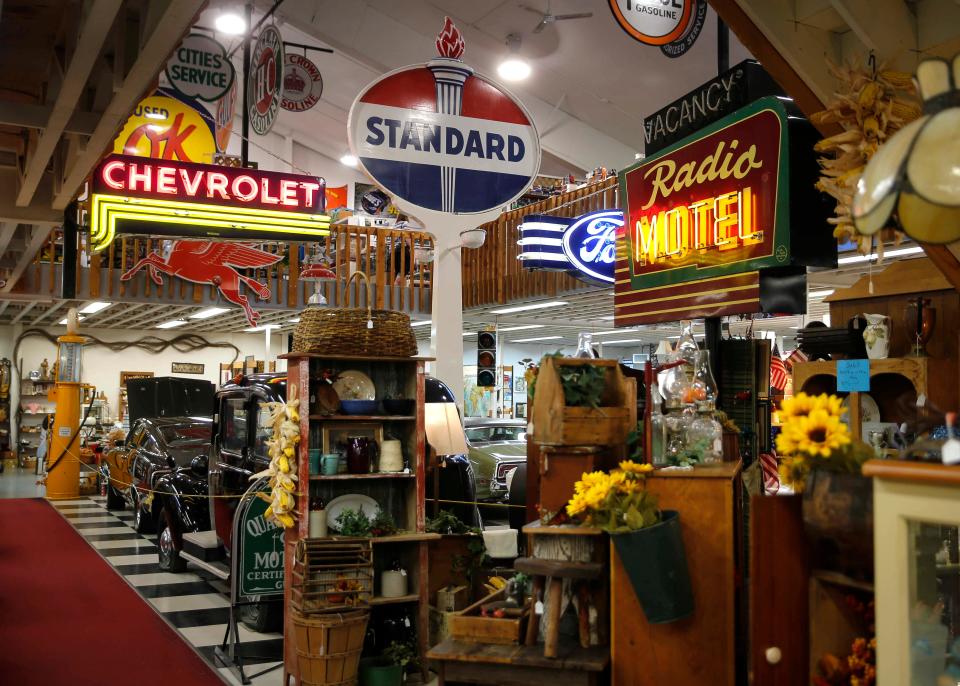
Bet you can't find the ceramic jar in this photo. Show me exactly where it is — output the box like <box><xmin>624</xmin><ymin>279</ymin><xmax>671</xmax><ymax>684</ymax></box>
<box><xmin>863</xmin><ymin>314</ymin><xmax>891</xmax><ymax>359</ymax></box>
<box><xmin>378</xmin><ymin>440</ymin><xmax>403</xmax><ymax>472</ymax></box>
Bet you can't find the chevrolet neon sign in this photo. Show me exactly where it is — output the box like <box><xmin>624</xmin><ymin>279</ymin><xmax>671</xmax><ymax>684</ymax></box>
<box><xmin>89</xmin><ymin>154</ymin><xmax>330</xmax><ymax>251</ymax></box>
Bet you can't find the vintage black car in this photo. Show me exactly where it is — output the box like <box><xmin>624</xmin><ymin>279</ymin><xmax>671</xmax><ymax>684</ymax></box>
<box><xmin>101</xmin><ymin>416</ymin><xmax>212</xmax><ymax>542</ymax></box>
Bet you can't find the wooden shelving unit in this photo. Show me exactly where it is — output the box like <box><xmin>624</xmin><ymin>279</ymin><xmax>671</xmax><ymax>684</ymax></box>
<box><xmin>282</xmin><ymin>353</ymin><xmax>434</xmax><ymax>686</ymax></box>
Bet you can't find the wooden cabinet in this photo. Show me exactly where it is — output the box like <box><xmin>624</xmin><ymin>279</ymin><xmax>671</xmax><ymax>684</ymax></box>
<box><xmin>282</xmin><ymin>353</ymin><xmax>436</xmax><ymax>685</ymax></box>
<box><xmin>611</xmin><ymin>462</ymin><xmax>742</xmax><ymax>686</ymax></box>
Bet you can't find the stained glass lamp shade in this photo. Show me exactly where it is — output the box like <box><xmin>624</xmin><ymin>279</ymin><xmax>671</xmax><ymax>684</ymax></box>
<box><xmin>853</xmin><ymin>53</ymin><xmax>960</xmax><ymax>244</ymax></box>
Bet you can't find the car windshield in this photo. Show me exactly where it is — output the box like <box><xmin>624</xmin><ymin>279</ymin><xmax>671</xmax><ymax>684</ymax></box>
<box><xmin>465</xmin><ymin>425</ymin><xmax>526</xmax><ymax>442</ymax></box>
<box><xmin>159</xmin><ymin>424</ymin><xmax>212</xmax><ymax>445</ymax></box>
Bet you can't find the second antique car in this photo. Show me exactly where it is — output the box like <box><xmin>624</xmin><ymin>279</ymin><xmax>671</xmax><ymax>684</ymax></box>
<box><xmin>101</xmin><ymin>416</ymin><xmax>213</xmax><ymax>536</ymax></box>
<box><xmin>463</xmin><ymin>417</ymin><xmax>527</xmax><ymax>503</ymax></box>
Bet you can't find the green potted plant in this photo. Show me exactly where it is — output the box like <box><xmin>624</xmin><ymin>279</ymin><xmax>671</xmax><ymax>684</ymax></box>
<box><xmin>565</xmin><ymin>460</ymin><xmax>694</xmax><ymax>623</ymax></box>
<box><xmin>359</xmin><ymin>640</ymin><xmax>417</xmax><ymax>686</ymax></box>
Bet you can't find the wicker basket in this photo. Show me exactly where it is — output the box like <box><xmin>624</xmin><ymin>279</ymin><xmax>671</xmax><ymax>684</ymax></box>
<box><xmin>292</xmin><ymin>609</ymin><xmax>368</xmax><ymax>686</ymax></box>
<box><xmin>291</xmin><ymin>538</ymin><xmax>374</xmax><ymax>615</ymax></box>
<box><xmin>292</xmin><ymin>272</ymin><xmax>417</xmax><ymax>357</ymax></box>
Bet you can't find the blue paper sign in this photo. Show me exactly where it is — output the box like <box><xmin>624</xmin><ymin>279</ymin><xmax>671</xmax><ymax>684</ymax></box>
<box><xmin>837</xmin><ymin>359</ymin><xmax>870</xmax><ymax>392</ymax></box>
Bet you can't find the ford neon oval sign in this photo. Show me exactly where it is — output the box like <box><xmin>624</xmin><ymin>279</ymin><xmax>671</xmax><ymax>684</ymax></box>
<box><xmin>518</xmin><ymin>209</ymin><xmax>622</xmax><ymax>286</ymax></box>
<box><xmin>347</xmin><ymin>17</ymin><xmax>540</xmax><ymax>216</ymax></box>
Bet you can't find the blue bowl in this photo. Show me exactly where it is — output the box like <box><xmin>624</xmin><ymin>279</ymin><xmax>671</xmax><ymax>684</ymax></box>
<box><xmin>340</xmin><ymin>399</ymin><xmax>379</xmax><ymax>415</ymax></box>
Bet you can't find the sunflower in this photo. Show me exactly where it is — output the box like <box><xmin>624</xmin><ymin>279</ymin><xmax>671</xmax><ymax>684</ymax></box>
<box><xmin>793</xmin><ymin>409</ymin><xmax>851</xmax><ymax>457</ymax></box>
<box><xmin>575</xmin><ymin>470</ymin><xmax>611</xmax><ymax>494</ymax></box>
<box><xmin>780</xmin><ymin>393</ymin><xmax>818</xmax><ymax>421</ymax></box>
<box><xmin>815</xmin><ymin>393</ymin><xmax>845</xmax><ymax>418</ymax></box>
<box><xmin>618</xmin><ymin>459</ymin><xmax>654</xmax><ymax>476</ymax></box>
<box><xmin>566</xmin><ymin>492</ymin><xmax>590</xmax><ymax>517</ymax></box>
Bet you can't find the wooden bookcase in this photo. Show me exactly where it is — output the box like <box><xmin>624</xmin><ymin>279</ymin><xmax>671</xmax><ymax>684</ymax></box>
<box><xmin>281</xmin><ymin>353</ymin><xmax>438</xmax><ymax>685</ymax></box>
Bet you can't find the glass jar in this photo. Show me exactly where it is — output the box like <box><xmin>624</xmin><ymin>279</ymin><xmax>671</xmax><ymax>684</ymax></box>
<box><xmin>687</xmin><ymin>413</ymin><xmax>723</xmax><ymax>464</ymax></box>
<box><xmin>661</xmin><ymin>353</ymin><xmax>690</xmax><ymax>412</ymax></box>
<box><xmin>649</xmin><ymin>383</ymin><xmax>667</xmax><ymax>466</ymax></box>
<box><xmin>692</xmin><ymin>350</ymin><xmax>719</xmax><ymax>413</ymax></box>
<box><xmin>575</xmin><ymin>332</ymin><xmax>595</xmax><ymax>358</ymax></box>
<box><xmin>675</xmin><ymin>320</ymin><xmax>699</xmax><ymax>375</ymax></box>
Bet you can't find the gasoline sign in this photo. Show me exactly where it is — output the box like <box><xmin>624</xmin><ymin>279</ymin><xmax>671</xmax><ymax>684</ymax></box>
<box><xmin>347</xmin><ymin>16</ymin><xmax>540</xmax><ymax>216</ymax></box>
<box><xmin>165</xmin><ymin>33</ymin><xmax>235</xmax><ymax>102</ymax></box>
<box><xmin>281</xmin><ymin>53</ymin><xmax>323</xmax><ymax>112</ymax></box>
<box><xmin>238</xmin><ymin>481</ymin><xmax>284</xmax><ymax>597</ymax></box>
<box><xmin>249</xmin><ymin>25</ymin><xmax>284</xmax><ymax>135</ymax></box>
<box><xmin>608</xmin><ymin>0</ymin><xmax>693</xmax><ymax>46</ymax></box>
<box><xmin>517</xmin><ymin>209</ymin><xmax>622</xmax><ymax>286</ymax></box>
<box><xmin>113</xmin><ymin>90</ymin><xmax>216</xmax><ymax>163</ymax></box>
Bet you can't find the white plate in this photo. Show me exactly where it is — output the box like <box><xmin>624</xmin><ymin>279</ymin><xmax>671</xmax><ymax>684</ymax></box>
<box><xmin>841</xmin><ymin>393</ymin><xmax>881</xmax><ymax>426</ymax></box>
<box><xmin>326</xmin><ymin>493</ymin><xmax>380</xmax><ymax>532</ymax></box>
<box><xmin>333</xmin><ymin>370</ymin><xmax>376</xmax><ymax>401</ymax></box>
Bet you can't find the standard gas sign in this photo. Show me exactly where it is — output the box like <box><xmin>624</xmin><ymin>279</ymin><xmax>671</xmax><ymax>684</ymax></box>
<box><xmin>347</xmin><ymin>17</ymin><xmax>540</xmax><ymax>216</ymax></box>
<box><xmin>165</xmin><ymin>34</ymin><xmax>235</xmax><ymax>102</ymax></box>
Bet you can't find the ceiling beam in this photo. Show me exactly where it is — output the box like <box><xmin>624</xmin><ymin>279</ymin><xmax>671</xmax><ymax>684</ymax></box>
<box><xmin>91</xmin><ymin>302</ymin><xmax>151</xmax><ymax>327</ymax></box>
<box><xmin>11</xmin><ymin>301</ymin><xmax>39</xmax><ymax>324</ymax></box>
<box><xmin>829</xmin><ymin>0</ymin><xmax>916</xmax><ymax>64</ymax></box>
<box><xmin>0</xmin><ymin>227</ymin><xmax>53</xmax><ymax>294</ymax></box>
<box><xmin>0</xmin><ymin>222</ymin><xmax>17</xmax><ymax>258</ymax></box>
<box><xmin>31</xmin><ymin>300</ymin><xmax>68</xmax><ymax>327</ymax></box>
<box><xmin>0</xmin><ymin>170</ymin><xmax>63</xmax><ymax>224</ymax></box>
<box><xmin>0</xmin><ymin>101</ymin><xmax>101</xmax><ymax>136</ymax></box>
<box><xmin>17</xmin><ymin>0</ymin><xmax>123</xmax><ymax>208</ymax></box>
<box><xmin>52</xmin><ymin>0</ymin><xmax>203</xmax><ymax>210</ymax></box>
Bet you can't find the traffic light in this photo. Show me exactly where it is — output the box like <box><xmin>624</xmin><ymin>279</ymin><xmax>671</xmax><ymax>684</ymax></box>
<box><xmin>477</xmin><ymin>330</ymin><xmax>496</xmax><ymax>387</ymax></box>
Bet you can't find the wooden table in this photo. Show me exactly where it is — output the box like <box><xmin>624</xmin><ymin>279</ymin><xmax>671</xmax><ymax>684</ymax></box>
<box><xmin>427</xmin><ymin>638</ymin><xmax>608</xmax><ymax>686</ymax></box>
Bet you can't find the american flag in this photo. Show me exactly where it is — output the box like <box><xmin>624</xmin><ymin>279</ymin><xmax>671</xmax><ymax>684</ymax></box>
<box><xmin>785</xmin><ymin>347</ymin><xmax>808</xmax><ymax>371</ymax></box>
<box><xmin>770</xmin><ymin>345</ymin><xmax>788</xmax><ymax>391</ymax></box>
<box><xmin>760</xmin><ymin>451</ymin><xmax>780</xmax><ymax>494</ymax></box>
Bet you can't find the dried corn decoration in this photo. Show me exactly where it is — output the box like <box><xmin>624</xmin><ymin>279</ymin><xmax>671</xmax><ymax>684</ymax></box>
<box><xmin>252</xmin><ymin>384</ymin><xmax>301</xmax><ymax>528</ymax></box>
<box><xmin>811</xmin><ymin>59</ymin><xmax>920</xmax><ymax>253</ymax></box>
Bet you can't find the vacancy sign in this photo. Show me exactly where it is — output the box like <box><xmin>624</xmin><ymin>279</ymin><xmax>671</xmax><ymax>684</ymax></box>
<box><xmin>165</xmin><ymin>34</ymin><xmax>235</xmax><ymax>102</ymax></box>
<box><xmin>347</xmin><ymin>17</ymin><xmax>540</xmax><ymax>217</ymax></box>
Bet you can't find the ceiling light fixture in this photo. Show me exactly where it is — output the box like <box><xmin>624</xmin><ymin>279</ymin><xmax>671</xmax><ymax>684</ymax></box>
<box><xmin>837</xmin><ymin>245</ymin><xmax>923</xmax><ymax>265</ymax></box>
<box><xmin>463</xmin><ymin>331</ymin><xmax>476</xmax><ymax>337</ymax></box>
<box><xmin>190</xmin><ymin>306</ymin><xmax>231</xmax><ymax>319</ymax></box>
<box><xmin>411</xmin><ymin>320</ymin><xmax>432</xmax><ymax>327</ymax></box>
<box><xmin>243</xmin><ymin>324</ymin><xmax>281</xmax><ymax>333</ymax></box>
<box><xmin>156</xmin><ymin>319</ymin><xmax>188</xmax><ymax>329</ymax></box>
<box><xmin>601</xmin><ymin>338</ymin><xmax>643</xmax><ymax>344</ymax></box>
<box><xmin>214</xmin><ymin>11</ymin><xmax>246</xmax><ymax>35</ymax></box>
<box><xmin>288</xmin><ymin>317</ymin><xmax>301</xmax><ymax>323</ymax></box>
<box><xmin>808</xmin><ymin>289</ymin><xmax>835</xmax><ymax>299</ymax></box>
<box><xmin>591</xmin><ymin>329</ymin><xmax>640</xmax><ymax>337</ymax></box>
<box><xmin>490</xmin><ymin>300</ymin><xmax>567</xmax><ymax>315</ymax></box>
<box><xmin>79</xmin><ymin>301</ymin><xmax>112</xmax><ymax>314</ymax></box>
<box><xmin>340</xmin><ymin>154</ymin><xmax>358</xmax><ymax>167</ymax></box>
<box><xmin>59</xmin><ymin>316</ymin><xmax>86</xmax><ymax>325</ymax></box>
<box><xmin>497</xmin><ymin>324</ymin><xmax>545</xmax><ymax>332</ymax></box>
<box><xmin>511</xmin><ymin>335</ymin><xmax>563</xmax><ymax>343</ymax></box>
<box><xmin>497</xmin><ymin>34</ymin><xmax>531</xmax><ymax>82</ymax></box>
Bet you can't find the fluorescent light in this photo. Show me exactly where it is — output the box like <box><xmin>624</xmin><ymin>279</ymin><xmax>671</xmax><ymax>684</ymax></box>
<box><xmin>243</xmin><ymin>324</ymin><xmax>281</xmax><ymax>333</ymax></box>
<box><xmin>190</xmin><ymin>306</ymin><xmax>231</xmax><ymax>319</ymax></box>
<box><xmin>837</xmin><ymin>245</ymin><xmax>923</xmax><ymax>264</ymax></box>
<box><xmin>288</xmin><ymin>317</ymin><xmax>301</xmax><ymax>323</ymax></box>
<box><xmin>808</xmin><ymin>289</ymin><xmax>835</xmax><ymax>298</ymax></box>
<box><xmin>340</xmin><ymin>154</ymin><xmax>358</xmax><ymax>167</ymax></box>
<box><xmin>592</xmin><ymin>329</ymin><xmax>639</xmax><ymax>337</ymax></box>
<box><xmin>411</xmin><ymin>320</ymin><xmax>432</xmax><ymax>327</ymax></box>
<box><xmin>215</xmin><ymin>11</ymin><xmax>246</xmax><ymax>35</ymax></box>
<box><xmin>156</xmin><ymin>319</ymin><xmax>187</xmax><ymax>329</ymax></box>
<box><xmin>490</xmin><ymin>301</ymin><xmax>567</xmax><ymax>315</ymax></box>
<box><xmin>497</xmin><ymin>58</ymin><xmax>531</xmax><ymax>81</ymax></box>
<box><xmin>602</xmin><ymin>338</ymin><xmax>643</xmax><ymax>344</ymax></box>
<box><xmin>511</xmin><ymin>335</ymin><xmax>563</xmax><ymax>343</ymax></box>
<box><xmin>498</xmin><ymin>324</ymin><xmax>544</xmax><ymax>332</ymax></box>
<box><xmin>463</xmin><ymin>331</ymin><xmax>475</xmax><ymax>337</ymax></box>
<box><xmin>79</xmin><ymin>301</ymin><xmax>111</xmax><ymax>314</ymax></box>
<box><xmin>58</xmin><ymin>316</ymin><xmax>86</xmax><ymax>325</ymax></box>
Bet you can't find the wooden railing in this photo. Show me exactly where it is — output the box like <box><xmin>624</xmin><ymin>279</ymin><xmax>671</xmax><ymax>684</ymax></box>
<box><xmin>19</xmin><ymin>224</ymin><xmax>435</xmax><ymax>315</ymax></box>
<box><xmin>462</xmin><ymin>177</ymin><xmax>618</xmax><ymax>309</ymax></box>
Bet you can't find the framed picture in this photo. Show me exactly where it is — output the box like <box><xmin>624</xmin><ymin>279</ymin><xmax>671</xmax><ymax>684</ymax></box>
<box><xmin>171</xmin><ymin>362</ymin><xmax>204</xmax><ymax>375</ymax></box>
<box><xmin>514</xmin><ymin>377</ymin><xmax>527</xmax><ymax>394</ymax></box>
<box><xmin>120</xmin><ymin>371</ymin><xmax>153</xmax><ymax>387</ymax></box>
<box><xmin>322</xmin><ymin>422</ymin><xmax>384</xmax><ymax>460</ymax></box>
<box><xmin>515</xmin><ymin>402</ymin><xmax>527</xmax><ymax>419</ymax></box>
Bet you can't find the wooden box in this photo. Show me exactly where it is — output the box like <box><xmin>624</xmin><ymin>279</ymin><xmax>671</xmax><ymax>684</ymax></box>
<box><xmin>437</xmin><ymin>584</ymin><xmax>470</xmax><ymax>612</ymax></box>
<box><xmin>450</xmin><ymin>588</ymin><xmax>529</xmax><ymax>645</ymax></box>
<box><xmin>530</xmin><ymin>357</ymin><xmax>631</xmax><ymax>447</ymax></box>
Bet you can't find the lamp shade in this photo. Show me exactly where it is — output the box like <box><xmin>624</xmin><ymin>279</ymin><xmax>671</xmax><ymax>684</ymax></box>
<box><xmin>853</xmin><ymin>53</ymin><xmax>960</xmax><ymax>243</ymax></box>
<box><xmin>424</xmin><ymin>402</ymin><xmax>468</xmax><ymax>456</ymax></box>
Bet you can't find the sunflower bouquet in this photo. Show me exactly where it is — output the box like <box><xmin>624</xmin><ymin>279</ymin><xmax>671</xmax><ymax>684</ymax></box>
<box><xmin>565</xmin><ymin>460</ymin><xmax>659</xmax><ymax>533</ymax></box>
<box><xmin>776</xmin><ymin>392</ymin><xmax>873</xmax><ymax>492</ymax></box>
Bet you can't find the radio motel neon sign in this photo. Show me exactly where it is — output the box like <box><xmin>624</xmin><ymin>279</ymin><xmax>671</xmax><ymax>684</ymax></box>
<box><xmin>89</xmin><ymin>154</ymin><xmax>330</xmax><ymax>251</ymax></box>
<box><xmin>517</xmin><ymin>209</ymin><xmax>622</xmax><ymax>286</ymax></box>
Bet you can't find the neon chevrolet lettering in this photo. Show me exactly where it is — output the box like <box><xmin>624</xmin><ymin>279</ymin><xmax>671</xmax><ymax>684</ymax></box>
<box><xmin>365</xmin><ymin>117</ymin><xmax>525</xmax><ymax>162</ymax></box>
<box><xmin>102</xmin><ymin>160</ymin><xmax>125</xmax><ymax>189</ymax></box>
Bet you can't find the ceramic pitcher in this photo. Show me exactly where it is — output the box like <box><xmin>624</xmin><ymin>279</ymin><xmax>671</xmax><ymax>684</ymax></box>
<box><xmin>863</xmin><ymin>314</ymin><xmax>891</xmax><ymax>359</ymax></box>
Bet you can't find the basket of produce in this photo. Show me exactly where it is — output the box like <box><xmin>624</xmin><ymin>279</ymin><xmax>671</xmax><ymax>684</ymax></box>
<box><xmin>291</xmin><ymin>538</ymin><xmax>374</xmax><ymax>615</ymax></box>
<box><xmin>292</xmin><ymin>608</ymin><xmax>369</xmax><ymax>686</ymax></box>
<box><xmin>292</xmin><ymin>271</ymin><xmax>417</xmax><ymax>357</ymax></box>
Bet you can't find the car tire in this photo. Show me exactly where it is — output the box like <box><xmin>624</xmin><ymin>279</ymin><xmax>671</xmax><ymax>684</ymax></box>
<box><xmin>106</xmin><ymin>485</ymin><xmax>125</xmax><ymax>511</ymax></box>
<box><xmin>157</xmin><ymin>510</ymin><xmax>187</xmax><ymax>573</ymax></box>
<box><xmin>132</xmin><ymin>492</ymin><xmax>154</xmax><ymax>534</ymax></box>
<box><xmin>241</xmin><ymin>598</ymin><xmax>283</xmax><ymax>633</ymax></box>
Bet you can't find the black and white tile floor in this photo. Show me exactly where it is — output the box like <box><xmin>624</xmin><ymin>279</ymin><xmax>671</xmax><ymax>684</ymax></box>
<box><xmin>50</xmin><ymin>495</ymin><xmax>284</xmax><ymax>685</ymax></box>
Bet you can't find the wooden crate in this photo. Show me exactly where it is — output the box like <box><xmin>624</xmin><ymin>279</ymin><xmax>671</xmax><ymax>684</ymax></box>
<box><xmin>291</xmin><ymin>538</ymin><xmax>374</xmax><ymax>615</ymax></box>
<box><xmin>530</xmin><ymin>357</ymin><xmax>631</xmax><ymax>447</ymax></box>
<box><xmin>450</xmin><ymin>588</ymin><xmax>529</xmax><ymax>645</ymax></box>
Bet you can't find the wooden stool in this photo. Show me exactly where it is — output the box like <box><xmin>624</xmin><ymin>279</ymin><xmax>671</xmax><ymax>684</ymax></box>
<box><xmin>515</xmin><ymin>557</ymin><xmax>603</xmax><ymax>658</ymax></box>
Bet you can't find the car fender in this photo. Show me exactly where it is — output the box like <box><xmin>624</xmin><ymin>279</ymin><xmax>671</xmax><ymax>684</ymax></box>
<box><xmin>153</xmin><ymin>468</ymin><xmax>210</xmax><ymax>536</ymax></box>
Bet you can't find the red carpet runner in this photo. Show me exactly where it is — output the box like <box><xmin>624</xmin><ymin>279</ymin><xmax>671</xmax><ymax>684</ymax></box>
<box><xmin>0</xmin><ymin>498</ymin><xmax>227</xmax><ymax>685</ymax></box>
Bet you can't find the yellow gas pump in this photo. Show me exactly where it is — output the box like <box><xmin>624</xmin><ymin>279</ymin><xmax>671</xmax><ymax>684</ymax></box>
<box><xmin>45</xmin><ymin>310</ymin><xmax>85</xmax><ymax>500</ymax></box>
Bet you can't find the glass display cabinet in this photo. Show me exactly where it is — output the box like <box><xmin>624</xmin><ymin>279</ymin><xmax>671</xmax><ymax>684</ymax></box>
<box><xmin>863</xmin><ymin>460</ymin><xmax>960</xmax><ymax>685</ymax></box>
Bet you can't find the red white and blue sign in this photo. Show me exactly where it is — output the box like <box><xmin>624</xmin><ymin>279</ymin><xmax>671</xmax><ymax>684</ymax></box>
<box><xmin>347</xmin><ymin>17</ymin><xmax>540</xmax><ymax>216</ymax></box>
<box><xmin>517</xmin><ymin>209</ymin><xmax>622</xmax><ymax>286</ymax></box>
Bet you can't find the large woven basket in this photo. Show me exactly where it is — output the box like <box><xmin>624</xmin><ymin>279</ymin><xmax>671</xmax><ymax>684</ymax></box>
<box><xmin>293</xmin><ymin>271</ymin><xmax>417</xmax><ymax>357</ymax></box>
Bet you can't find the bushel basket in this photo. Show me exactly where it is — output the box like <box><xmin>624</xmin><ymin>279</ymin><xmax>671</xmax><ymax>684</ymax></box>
<box><xmin>292</xmin><ymin>609</ymin><xmax>368</xmax><ymax>686</ymax></box>
<box><xmin>293</xmin><ymin>272</ymin><xmax>417</xmax><ymax>357</ymax></box>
